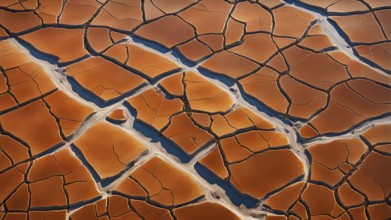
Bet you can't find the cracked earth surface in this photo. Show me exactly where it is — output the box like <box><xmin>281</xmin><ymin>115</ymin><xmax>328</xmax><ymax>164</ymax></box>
<box><xmin>0</xmin><ymin>0</ymin><xmax>390</xmax><ymax>219</ymax></box>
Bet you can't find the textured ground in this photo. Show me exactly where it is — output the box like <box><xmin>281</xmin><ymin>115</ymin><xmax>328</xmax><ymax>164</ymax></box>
<box><xmin>0</xmin><ymin>0</ymin><xmax>390</xmax><ymax>220</ymax></box>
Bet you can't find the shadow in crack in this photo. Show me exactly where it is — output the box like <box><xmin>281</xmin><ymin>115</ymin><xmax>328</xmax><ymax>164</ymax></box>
<box><xmin>29</xmin><ymin>193</ymin><xmax>101</xmax><ymax>211</ymax></box>
<box><xmin>67</xmin><ymin>76</ymin><xmax>148</xmax><ymax>108</ymax></box>
<box><xmin>70</xmin><ymin>144</ymin><xmax>147</xmax><ymax>187</ymax></box>
<box><xmin>13</xmin><ymin>37</ymin><xmax>131</xmax><ymax>109</ymax></box>
<box><xmin>132</xmin><ymin>35</ymin><xmax>211</xmax><ymax>71</ymax></box>
<box><xmin>67</xmin><ymin>76</ymin><xmax>107</xmax><ymax>108</ymax></box>
<box><xmin>197</xmin><ymin>67</ymin><xmax>237</xmax><ymax>87</ymax></box>
<box><xmin>113</xmin><ymin>190</ymin><xmax>205</xmax><ymax>210</ymax></box>
<box><xmin>284</xmin><ymin>0</ymin><xmax>327</xmax><ymax>15</ymax></box>
<box><xmin>14</xmin><ymin>37</ymin><xmax>58</xmax><ymax>65</ymax></box>
<box><xmin>235</xmin><ymin>82</ymin><xmax>296</xmax><ymax>126</ymax></box>
<box><xmin>70</xmin><ymin>144</ymin><xmax>105</xmax><ymax>184</ymax></box>
<box><xmin>101</xmin><ymin>53</ymin><xmax>183</xmax><ymax>84</ymax></box>
<box><xmin>125</xmin><ymin>102</ymin><xmax>194</xmax><ymax>163</ymax></box>
<box><xmin>132</xmin><ymin>35</ymin><xmax>170</xmax><ymax>54</ymax></box>
<box><xmin>171</xmin><ymin>48</ymin><xmax>198</xmax><ymax>68</ymax></box>
<box><xmin>327</xmin><ymin>17</ymin><xmax>391</xmax><ymax>74</ymax></box>
<box><xmin>285</xmin><ymin>0</ymin><xmax>391</xmax><ymax>74</ymax></box>
<box><xmin>171</xmin><ymin>47</ymin><xmax>215</xmax><ymax>66</ymax></box>
<box><xmin>132</xmin><ymin>34</ymin><xmax>241</xmax><ymax>89</ymax></box>
<box><xmin>194</xmin><ymin>163</ymin><xmax>259</xmax><ymax>208</ymax></box>
<box><xmin>15</xmin><ymin>36</ymin><xmax>90</xmax><ymax>67</ymax></box>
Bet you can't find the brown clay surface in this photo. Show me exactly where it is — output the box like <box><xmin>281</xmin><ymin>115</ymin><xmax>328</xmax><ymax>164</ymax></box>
<box><xmin>44</xmin><ymin>90</ymin><xmax>95</xmax><ymax>138</ymax></box>
<box><xmin>200</xmin><ymin>130</ymin><xmax>304</xmax><ymax>199</ymax></box>
<box><xmin>71</xmin><ymin>196</ymin><xmax>240</xmax><ymax>220</ymax></box>
<box><xmin>71</xmin><ymin>157</ymin><xmax>238</xmax><ymax>219</ymax></box>
<box><xmin>296</xmin><ymin>0</ymin><xmax>391</xmax><ymax>72</ymax></box>
<box><xmin>129</xmin><ymin>71</ymin><xmax>303</xmax><ymax>200</ymax></box>
<box><xmin>106</xmin><ymin>108</ymin><xmax>128</xmax><ymax>123</ymax></box>
<box><xmin>0</xmin><ymin>148</ymin><xmax>100</xmax><ymax>212</ymax></box>
<box><xmin>1</xmin><ymin>1</ymin><xmax>391</xmax><ymax>219</ymax></box>
<box><xmin>135</xmin><ymin>15</ymin><xmax>194</xmax><ymax>49</ymax></box>
<box><xmin>115</xmin><ymin>156</ymin><xmax>203</xmax><ymax>206</ymax></box>
<box><xmin>173</xmin><ymin>201</ymin><xmax>241</xmax><ymax>220</ymax></box>
<box><xmin>127</xmin><ymin>88</ymin><xmax>184</xmax><ymax>131</ymax></box>
<box><xmin>59</xmin><ymin>0</ymin><xmax>100</xmax><ymax>26</ymax></box>
<box><xmin>264</xmin><ymin>123</ymin><xmax>391</xmax><ymax>219</ymax></box>
<box><xmin>1</xmin><ymin>61</ymin><xmax>56</xmax><ymax>109</ymax></box>
<box><xmin>0</xmin><ymin>43</ymin><xmax>95</xmax><ymax>155</ymax></box>
<box><xmin>229</xmin><ymin>149</ymin><xmax>304</xmax><ymax>199</ymax></box>
<box><xmin>0</xmin><ymin>10</ymin><xmax>41</xmax><ymax>34</ymax></box>
<box><xmin>86</xmin><ymin>27</ymin><xmax>113</xmax><ymax>53</ymax></box>
<box><xmin>104</xmin><ymin>43</ymin><xmax>181</xmax><ymax>79</ymax></box>
<box><xmin>184</xmin><ymin>71</ymin><xmax>235</xmax><ymax>113</ymax></box>
<box><xmin>67</xmin><ymin>56</ymin><xmax>146</xmax><ymax>102</ymax></box>
<box><xmin>201</xmin><ymin>51</ymin><xmax>259</xmax><ymax>79</ymax></box>
<box><xmin>20</xmin><ymin>28</ymin><xmax>88</xmax><ymax>64</ymax></box>
<box><xmin>91</xmin><ymin>0</ymin><xmax>143</xmax><ymax>31</ymax></box>
<box><xmin>73</xmin><ymin>121</ymin><xmax>147</xmax><ymax>180</ymax></box>
<box><xmin>163</xmin><ymin>112</ymin><xmax>214</xmax><ymax>155</ymax></box>
<box><xmin>299</xmin><ymin>79</ymin><xmax>391</xmax><ymax>138</ymax></box>
<box><xmin>177</xmin><ymin>39</ymin><xmax>213</xmax><ymax>62</ymax></box>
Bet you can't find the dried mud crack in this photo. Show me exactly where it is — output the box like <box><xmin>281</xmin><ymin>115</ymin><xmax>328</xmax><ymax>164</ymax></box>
<box><xmin>0</xmin><ymin>0</ymin><xmax>390</xmax><ymax>220</ymax></box>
